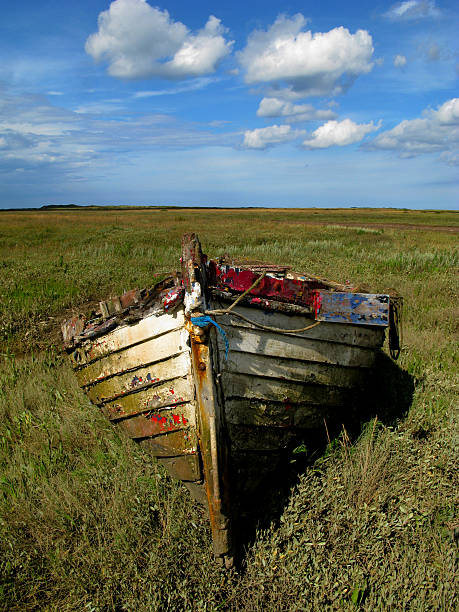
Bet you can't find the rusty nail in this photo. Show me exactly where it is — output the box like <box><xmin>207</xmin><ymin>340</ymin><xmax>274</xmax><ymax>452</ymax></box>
<box><xmin>198</xmin><ymin>362</ymin><xmax>206</xmax><ymax>371</ymax></box>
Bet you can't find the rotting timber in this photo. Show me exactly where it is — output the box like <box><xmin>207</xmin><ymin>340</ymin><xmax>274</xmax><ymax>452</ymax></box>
<box><xmin>62</xmin><ymin>233</ymin><xmax>401</xmax><ymax>566</ymax></box>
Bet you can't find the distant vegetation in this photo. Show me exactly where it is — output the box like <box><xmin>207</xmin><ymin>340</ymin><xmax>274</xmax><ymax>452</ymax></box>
<box><xmin>0</xmin><ymin>208</ymin><xmax>457</xmax><ymax>610</ymax></box>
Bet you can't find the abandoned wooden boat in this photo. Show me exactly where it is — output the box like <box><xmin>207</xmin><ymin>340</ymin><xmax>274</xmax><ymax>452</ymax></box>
<box><xmin>62</xmin><ymin>233</ymin><xmax>401</xmax><ymax>566</ymax></box>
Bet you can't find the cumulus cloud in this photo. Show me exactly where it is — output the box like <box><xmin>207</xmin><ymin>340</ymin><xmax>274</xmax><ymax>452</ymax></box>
<box><xmin>394</xmin><ymin>54</ymin><xmax>407</xmax><ymax>68</ymax></box>
<box><xmin>367</xmin><ymin>98</ymin><xmax>459</xmax><ymax>161</ymax></box>
<box><xmin>303</xmin><ymin>119</ymin><xmax>381</xmax><ymax>149</ymax></box>
<box><xmin>237</xmin><ymin>14</ymin><xmax>374</xmax><ymax>97</ymax></box>
<box><xmin>256</xmin><ymin>97</ymin><xmax>337</xmax><ymax>122</ymax></box>
<box><xmin>385</xmin><ymin>1</ymin><xmax>441</xmax><ymax>20</ymax></box>
<box><xmin>242</xmin><ymin>124</ymin><xmax>304</xmax><ymax>149</ymax></box>
<box><xmin>85</xmin><ymin>0</ymin><xmax>233</xmax><ymax>79</ymax></box>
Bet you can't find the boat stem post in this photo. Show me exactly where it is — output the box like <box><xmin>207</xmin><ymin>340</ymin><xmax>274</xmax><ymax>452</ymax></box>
<box><xmin>181</xmin><ymin>234</ymin><xmax>234</xmax><ymax>567</ymax></box>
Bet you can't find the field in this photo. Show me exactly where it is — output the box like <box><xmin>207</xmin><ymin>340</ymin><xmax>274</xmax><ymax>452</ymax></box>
<box><xmin>0</xmin><ymin>207</ymin><xmax>457</xmax><ymax>610</ymax></box>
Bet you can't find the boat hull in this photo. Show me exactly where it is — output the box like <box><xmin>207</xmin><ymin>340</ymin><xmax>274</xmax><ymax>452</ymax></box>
<box><xmin>63</xmin><ymin>234</ymin><xmax>395</xmax><ymax>565</ymax></box>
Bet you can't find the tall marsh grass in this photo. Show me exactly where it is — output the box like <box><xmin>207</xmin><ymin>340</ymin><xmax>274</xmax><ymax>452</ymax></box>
<box><xmin>0</xmin><ymin>208</ymin><xmax>457</xmax><ymax>610</ymax></box>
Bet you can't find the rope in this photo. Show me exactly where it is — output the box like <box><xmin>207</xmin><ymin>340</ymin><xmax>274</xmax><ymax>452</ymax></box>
<box><xmin>205</xmin><ymin>309</ymin><xmax>321</xmax><ymax>334</ymax></box>
<box><xmin>190</xmin><ymin>315</ymin><xmax>229</xmax><ymax>359</ymax></box>
<box><xmin>204</xmin><ymin>270</ymin><xmax>321</xmax><ymax>334</ymax></box>
<box><xmin>223</xmin><ymin>271</ymin><xmax>267</xmax><ymax>313</ymax></box>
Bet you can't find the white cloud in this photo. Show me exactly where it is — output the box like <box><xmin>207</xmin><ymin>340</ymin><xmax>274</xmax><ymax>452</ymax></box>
<box><xmin>243</xmin><ymin>124</ymin><xmax>304</xmax><ymax>149</ymax></box>
<box><xmin>85</xmin><ymin>0</ymin><xmax>233</xmax><ymax>80</ymax></box>
<box><xmin>0</xmin><ymin>88</ymin><xmax>241</xmax><ymax>176</ymax></box>
<box><xmin>394</xmin><ymin>54</ymin><xmax>407</xmax><ymax>68</ymax></box>
<box><xmin>256</xmin><ymin>97</ymin><xmax>337</xmax><ymax>122</ymax></box>
<box><xmin>367</xmin><ymin>98</ymin><xmax>459</xmax><ymax>161</ymax></box>
<box><xmin>303</xmin><ymin>119</ymin><xmax>381</xmax><ymax>149</ymax></box>
<box><xmin>237</xmin><ymin>14</ymin><xmax>374</xmax><ymax>97</ymax></box>
<box><xmin>385</xmin><ymin>1</ymin><xmax>441</xmax><ymax>20</ymax></box>
<box><xmin>133</xmin><ymin>77</ymin><xmax>218</xmax><ymax>98</ymax></box>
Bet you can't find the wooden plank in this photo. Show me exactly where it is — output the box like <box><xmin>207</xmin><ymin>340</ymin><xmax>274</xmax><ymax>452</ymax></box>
<box><xmin>70</xmin><ymin>310</ymin><xmax>185</xmax><ymax>366</ymax></box>
<box><xmin>75</xmin><ymin>328</ymin><xmax>188</xmax><ymax>387</ymax></box>
<box><xmin>227</xmin><ymin>423</ymin><xmax>295</xmax><ymax>452</ymax></box>
<box><xmin>316</xmin><ymin>291</ymin><xmax>390</xmax><ymax>326</ymax></box>
<box><xmin>183</xmin><ymin>233</ymin><xmax>233</xmax><ymax>563</ymax></box>
<box><xmin>156</xmin><ymin>454</ymin><xmax>201</xmax><ymax>482</ymax></box>
<box><xmin>184</xmin><ymin>482</ymin><xmax>208</xmax><ymax>506</ymax></box>
<box><xmin>85</xmin><ymin>352</ymin><xmax>190</xmax><ymax>404</ymax></box>
<box><xmin>221</xmin><ymin>372</ymin><xmax>351</xmax><ymax>406</ymax></box>
<box><xmin>114</xmin><ymin>402</ymin><xmax>197</xmax><ymax>438</ymax></box>
<box><xmin>99</xmin><ymin>375</ymin><xmax>195</xmax><ymax>420</ymax></box>
<box><xmin>216</xmin><ymin>326</ymin><xmax>378</xmax><ymax>368</ymax></box>
<box><xmin>133</xmin><ymin>428</ymin><xmax>198</xmax><ymax>456</ymax></box>
<box><xmin>222</xmin><ymin>351</ymin><xmax>366</xmax><ymax>388</ymax></box>
<box><xmin>225</xmin><ymin>398</ymin><xmax>293</xmax><ymax>427</ymax></box>
<box><xmin>212</xmin><ymin>305</ymin><xmax>386</xmax><ymax>348</ymax></box>
<box><xmin>224</xmin><ymin>398</ymin><xmax>344</xmax><ymax>429</ymax></box>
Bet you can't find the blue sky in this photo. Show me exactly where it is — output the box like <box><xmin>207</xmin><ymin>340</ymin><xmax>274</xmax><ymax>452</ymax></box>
<box><xmin>0</xmin><ymin>0</ymin><xmax>458</xmax><ymax>209</ymax></box>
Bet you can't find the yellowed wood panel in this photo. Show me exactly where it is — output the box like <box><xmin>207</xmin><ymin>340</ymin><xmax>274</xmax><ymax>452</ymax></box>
<box><xmin>114</xmin><ymin>402</ymin><xmax>197</xmax><ymax>439</ymax></box>
<box><xmin>221</xmin><ymin>372</ymin><xmax>351</xmax><ymax>406</ymax></box>
<box><xmin>71</xmin><ymin>310</ymin><xmax>185</xmax><ymax>366</ymax></box>
<box><xmin>213</xmin><ymin>305</ymin><xmax>386</xmax><ymax>348</ymax></box>
<box><xmin>126</xmin><ymin>427</ymin><xmax>198</xmax><ymax>456</ymax></box>
<box><xmin>85</xmin><ymin>352</ymin><xmax>190</xmax><ymax>404</ymax></box>
<box><xmin>222</xmin><ymin>351</ymin><xmax>365</xmax><ymax>388</ymax></box>
<box><xmin>155</xmin><ymin>454</ymin><xmax>201</xmax><ymax>482</ymax></box>
<box><xmin>99</xmin><ymin>375</ymin><xmax>195</xmax><ymax>420</ymax></box>
<box><xmin>75</xmin><ymin>328</ymin><xmax>188</xmax><ymax>386</ymax></box>
<box><xmin>217</xmin><ymin>326</ymin><xmax>377</xmax><ymax>368</ymax></box>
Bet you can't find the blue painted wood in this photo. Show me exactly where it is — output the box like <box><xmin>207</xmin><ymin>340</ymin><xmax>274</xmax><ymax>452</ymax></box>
<box><xmin>316</xmin><ymin>291</ymin><xmax>390</xmax><ymax>326</ymax></box>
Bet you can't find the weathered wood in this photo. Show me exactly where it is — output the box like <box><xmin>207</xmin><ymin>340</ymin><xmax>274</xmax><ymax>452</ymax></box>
<box><xmin>114</xmin><ymin>403</ymin><xmax>196</xmax><ymax>439</ymax></box>
<box><xmin>182</xmin><ymin>233</ymin><xmax>233</xmax><ymax>563</ymax></box>
<box><xmin>85</xmin><ymin>352</ymin><xmax>190</xmax><ymax>404</ymax></box>
<box><xmin>62</xmin><ymin>316</ymin><xmax>85</xmax><ymax>344</ymax></box>
<box><xmin>316</xmin><ymin>291</ymin><xmax>390</xmax><ymax>326</ymax></box>
<box><xmin>223</xmin><ymin>351</ymin><xmax>366</xmax><ymax>388</ymax></box>
<box><xmin>74</xmin><ymin>328</ymin><xmax>188</xmax><ymax>386</ymax></box>
<box><xmin>156</xmin><ymin>454</ymin><xmax>201</xmax><ymax>482</ymax></box>
<box><xmin>99</xmin><ymin>376</ymin><xmax>195</xmax><ymax>420</ymax></box>
<box><xmin>184</xmin><ymin>481</ymin><xmax>208</xmax><ymax>506</ymax></box>
<box><xmin>224</xmin><ymin>398</ymin><xmax>345</xmax><ymax>429</ymax></box>
<box><xmin>71</xmin><ymin>310</ymin><xmax>185</xmax><ymax>365</ymax></box>
<box><xmin>228</xmin><ymin>423</ymin><xmax>295</xmax><ymax>452</ymax></box>
<box><xmin>221</xmin><ymin>372</ymin><xmax>351</xmax><ymax>406</ymax></box>
<box><xmin>217</xmin><ymin>326</ymin><xmax>378</xmax><ymax>368</ymax></box>
<box><xmin>211</xmin><ymin>304</ymin><xmax>386</xmax><ymax>348</ymax></box>
<box><xmin>133</xmin><ymin>428</ymin><xmax>198</xmax><ymax>456</ymax></box>
<box><xmin>211</xmin><ymin>289</ymin><xmax>314</xmax><ymax>316</ymax></box>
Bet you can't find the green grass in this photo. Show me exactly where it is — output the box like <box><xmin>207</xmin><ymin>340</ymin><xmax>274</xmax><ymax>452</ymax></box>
<box><xmin>0</xmin><ymin>207</ymin><xmax>457</xmax><ymax>610</ymax></box>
